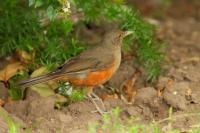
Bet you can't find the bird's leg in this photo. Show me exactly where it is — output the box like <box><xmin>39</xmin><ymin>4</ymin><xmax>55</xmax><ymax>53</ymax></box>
<box><xmin>87</xmin><ymin>93</ymin><xmax>105</xmax><ymax>115</ymax></box>
<box><xmin>87</xmin><ymin>87</ymin><xmax>107</xmax><ymax>115</ymax></box>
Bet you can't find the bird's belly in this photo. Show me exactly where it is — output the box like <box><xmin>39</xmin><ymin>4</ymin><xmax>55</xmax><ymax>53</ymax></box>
<box><xmin>69</xmin><ymin>64</ymin><xmax>116</xmax><ymax>86</ymax></box>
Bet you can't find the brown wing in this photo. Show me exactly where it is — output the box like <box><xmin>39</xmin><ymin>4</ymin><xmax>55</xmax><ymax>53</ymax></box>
<box><xmin>18</xmin><ymin>57</ymin><xmax>102</xmax><ymax>87</ymax></box>
<box><xmin>58</xmin><ymin>57</ymin><xmax>100</xmax><ymax>73</ymax></box>
<box><xmin>55</xmin><ymin>55</ymin><xmax>114</xmax><ymax>75</ymax></box>
<box><xmin>18</xmin><ymin>48</ymin><xmax>115</xmax><ymax>87</ymax></box>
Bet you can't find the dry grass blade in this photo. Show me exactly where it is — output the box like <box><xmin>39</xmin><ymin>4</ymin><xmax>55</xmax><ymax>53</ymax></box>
<box><xmin>0</xmin><ymin>61</ymin><xmax>24</xmax><ymax>82</ymax></box>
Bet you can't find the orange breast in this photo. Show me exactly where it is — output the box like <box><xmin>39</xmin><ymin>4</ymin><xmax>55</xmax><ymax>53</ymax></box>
<box><xmin>69</xmin><ymin>63</ymin><xmax>116</xmax><ymax>86</ymax></box>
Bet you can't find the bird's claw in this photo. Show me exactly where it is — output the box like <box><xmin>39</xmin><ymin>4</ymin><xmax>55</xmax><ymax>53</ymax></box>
<box><xmin>87</xmin><ymin>93</ymin><xmax>107</xmax><ymax>115</ymax></box>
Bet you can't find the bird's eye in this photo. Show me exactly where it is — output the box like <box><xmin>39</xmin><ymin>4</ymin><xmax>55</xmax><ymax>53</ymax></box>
<box><xmin>111</xmin><ymin>32</ymin><xmax>124</xmax><ymax>45</ymax></box>
<box><xmin>118</xmin><ymin>34</ymin><xmax>122</xmax><ymax>38</ymax></box>
<box><xmin>118</xmin><ymin>32</ymin><xmax>123</xmax><ymax>38</ymax></box>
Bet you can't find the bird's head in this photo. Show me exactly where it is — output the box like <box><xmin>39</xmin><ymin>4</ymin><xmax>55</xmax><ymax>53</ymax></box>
<box><xmin>103</xmin><ymin>30</ymin><xmax>133</xmax><ymax>47</ymax></box>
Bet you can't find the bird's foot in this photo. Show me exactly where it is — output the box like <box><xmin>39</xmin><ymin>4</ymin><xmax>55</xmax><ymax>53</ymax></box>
<box><xmin>87</xmin><ymin>93</ymin><xmax>108</xmax><ymax>115</ymax></box>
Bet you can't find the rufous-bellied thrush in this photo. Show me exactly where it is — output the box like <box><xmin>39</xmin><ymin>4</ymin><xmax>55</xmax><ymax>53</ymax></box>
<box><xmin>18</xmin><ymin>30</ymin><xmax>132</xmax><ymax>114</ymax></box>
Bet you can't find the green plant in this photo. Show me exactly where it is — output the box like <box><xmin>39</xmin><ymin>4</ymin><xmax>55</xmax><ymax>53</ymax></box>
<box><xmin>0</xmin><ymin>0</ymin><xmax>84</xmax><ymax>67</ymax></box>
<box><xmin>0</xmin><ymin>107</ymin><xmax>34</xmax><ymax>133</ymax></box>
<box><xmin>0</xmin><ymin>0</ymin><xmax>40</xmax><ymax>57</ymax></box>
<box><xmin>57</xmin><ymin>82</ymin><xmax>85</xmax><ymax>102</ymax></box>
<box><xmin>69</xmin><ymin>89</ymin><xmax>85</xmax><ymax>102</ymax></box>
<box><xmin>0</xmin><ymin>107</ymin><xmax>21</xmax><ymax>133</ymax></box>
<box><xmin>88</xmin><ymin>107</ymin><xmax>154</xmax><ymax>133</ymax></box>
<box><xmin>8</xmin><ymin>71</ymin><xmax>29</xmax><ymax>100</ymax></box>
<box><xmin>88</xmin><ymin>107</ymin><xmax>200</xmax><ymax>133</ymax></box>
<box><xmin>1</xmin><ymin>0</ymin><xmax>163</xmax><ymax>81</ymax></box>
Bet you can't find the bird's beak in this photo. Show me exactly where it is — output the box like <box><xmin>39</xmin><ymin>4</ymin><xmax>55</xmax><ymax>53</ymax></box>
<box><xmin>124</xmin><ymin>31</ymin><xmax>133</xmax><ymax>37</ymax></box>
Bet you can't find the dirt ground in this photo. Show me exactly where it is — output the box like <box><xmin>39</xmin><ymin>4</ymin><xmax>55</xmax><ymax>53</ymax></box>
<box><xmin>1</xmin><ymin>0</ymin><xmax>200</xmax><ymax>133</ymax></box>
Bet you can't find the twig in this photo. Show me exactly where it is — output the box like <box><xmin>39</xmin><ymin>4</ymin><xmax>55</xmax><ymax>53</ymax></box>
<box><xmin>156</xmin><ymin>112</ymin><xmax>200</xmax><ymax>124</ymax></box>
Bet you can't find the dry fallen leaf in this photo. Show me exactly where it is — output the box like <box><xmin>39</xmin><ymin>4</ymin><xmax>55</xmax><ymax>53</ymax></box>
<box><xmin>120</xmin><ymin>72</ymin><xmax>140</xmax><ymax>103</ymax></box>
<box><xmin>31</xmin><ymin>83</ymin><xmax>57</xmax><ymax>97</ymax></box>
<box><xmin>16</xmin><ymin>50</ymin><xmax>35</xmax><ymax>64</ymax></box>
<box><xmin>0</xmin><ymin>61</ymin><xmax>24</xmax><ymax>82</ymax></box>
<box><xmin>30</xmin><ymin>67</ymin><xmax>49</xmax><ymax>78</ymax></box>
<box><xmin>157</xmin><ymin>77</ymin><xmax>174</xmax><ymax>97</ymax></box>
<box><xmin>29</xmin><ymin>67</ymin><xmax>59</xmax><ymax>97</ymax></box>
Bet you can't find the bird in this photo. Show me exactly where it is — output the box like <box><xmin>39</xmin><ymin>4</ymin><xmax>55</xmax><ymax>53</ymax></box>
<box><xmin>18</xmin><ymin>30</ymin><xmax>132</xmax><ymax>114</ymax></box>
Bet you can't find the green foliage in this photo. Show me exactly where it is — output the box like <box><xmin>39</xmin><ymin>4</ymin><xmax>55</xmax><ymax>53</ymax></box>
<box><xmin>8</xmin><ymin>71</ymin><xmax>29</xmax><ymax>100</ymax></box>
<box><xmin>0</xmin><ymin>0</ymin><xmax>84</xmax><ymax>69</ymax></box>
<box><xmin>47</xmin><ymin>5</ymin><xmax>58</xmax><ymax>21</ymax></box>
<box><xmin>1</xmin><ymin>0</ymin><xmax>163</xmax><ymax>83</ymax></box>
<box><xmin>0</xmin><ymin>0</ymin><xmax>40</xmax><ymax>57</ymax></box>
<box><xmin>28</xmin><ymin>0</ymin><xmax>69</xmax><ymax>21</ymax></box>
<box><xmin>8</xmin><ymin>85</ymin><xmax>24</xmax><ymax>101</ymax></box>
<box><xmin>0</xmin><ymin>107</ymin><xmax>33</xmax><ymax>132</ymax></box>
<box><xmin>57</xmin><ymin>82</ymin><xmax>85</xmax><ymax>102</ymax></box>
<box><xmin>0</xmin><ymin>107</ymin><xmax>21</xmax><ymax>133</ymax></box>
<box><xmin>88</xmin><ymin>107</ymin><xmax>152</xmax><ymax>133</ymax></box>
<box><xmin>69</xmin><ymin>89</ymin><xmax>85</xmax><ymax>102</ymax></box>
<box><xmin>88</xmin><ymin>107</ymin><xmax>200</xmax><ymax>133</ymax></box>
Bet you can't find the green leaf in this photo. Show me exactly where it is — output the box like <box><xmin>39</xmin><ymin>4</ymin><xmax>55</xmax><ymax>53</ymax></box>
<box><xmin>31</xmin><ymin>84</ymin><xmax>55</xmax><ymax>97</ymax></box>
<box><xmin>69</xmin><ymin>90</ymin><xmax>85</xmax><ymax>102</ymax></box>
<box><xmin>34</xmin><ymin>0</ymin><xmax>43</xmax><ymax>8</ymax></box>
<box><xmin>29</xmin><ymin>67</ymin><xmax>58</xmax><ymax>97</ymax></box>
<box><xmin>0</xmin><ymin>107</ymin><xmax>21</xmax><ymax>133</ymax></box>
<box><xmin>29</xmin><ymin>0</ymin><xmax>35</xmax><ymax>7</ymax></box>
<box><xmin>8</xmin><ymin>88</ymin><xmax>24</xmax><ymax>100</ymax></box>
<box><xmin>47</xmin><ymin>5</ymin><xmax>57</xmax><ymax>21</ymax></box>
<box><xmin>61</xmin><ymin>19</ymin><xmax>73</xmax><ymax>35</ymax></box>
<box><xmin>8</xmin><ymin>80</ymin><xmax>25</xmax><ymax>100</ymax></box>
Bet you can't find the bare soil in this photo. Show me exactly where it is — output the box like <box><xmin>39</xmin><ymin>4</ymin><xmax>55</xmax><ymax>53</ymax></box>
<box><xmin>1</xmin><ymin>0</ymin><xmax>200</xmax><ymax>132</ymax></box>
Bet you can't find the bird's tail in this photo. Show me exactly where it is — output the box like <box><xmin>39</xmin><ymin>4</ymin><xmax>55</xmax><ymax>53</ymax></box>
<box><xmin>17</xmin><ymin>72</ymin><xmax>63</xmax><ymax>87</ymax></box>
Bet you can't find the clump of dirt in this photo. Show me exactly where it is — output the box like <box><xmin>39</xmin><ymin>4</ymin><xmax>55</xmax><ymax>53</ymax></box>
<box><xmin>155</xmin><ymin>16</ymin><xmax>200</xmax><ymax>131</ymax></box>
<box><xmin>162</xmin><ymin>81</ymin><xmax>189</xmax><ymax>110</ymax></box>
